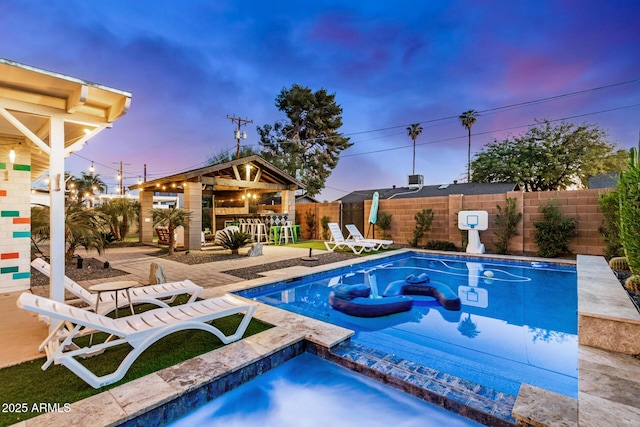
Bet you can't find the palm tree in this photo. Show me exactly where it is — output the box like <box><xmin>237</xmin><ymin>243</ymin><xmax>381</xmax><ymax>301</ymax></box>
<box><xmin>31</xmin><ymin>203</ymin><xmax>110</xmax><ymax>262</ymax></box>
<box><xmin>71</xmin><ymin>172</ymin><xmax>107</xmax><ymax>206</ymax></box>
<box><xmin>459</xmin><ymin>110</ymin><xmax>479</xmax><ymax>182</ymax></box>
<box><xmin>406</xmin><ymin>123</ymin><xmax>423</xmax><ymax>175</ymax></box>
<box><xmin>97</xmin><ymin>198</ymin><xmax>140</xmax><ymax>241</ymax></box>
<box><xmin>151</xmin><ymin>207</ymin><xmax>192</xmax><ymax>255</ymax></box>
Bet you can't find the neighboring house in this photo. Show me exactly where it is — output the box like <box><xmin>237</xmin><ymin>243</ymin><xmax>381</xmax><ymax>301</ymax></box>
<box><xmin>338</xmin><ymin>182</ymin><xmax>520</xmax><ymax>203</ymax></box>
<box><xmin>588</xmin><ymin>173</ymin><xmax>620</xmax><ymax>189</ymax></box>
<box><xmin>261</xmin><ymin>194</ymin><xmax>319</xmax><ymax>205</ymax></box>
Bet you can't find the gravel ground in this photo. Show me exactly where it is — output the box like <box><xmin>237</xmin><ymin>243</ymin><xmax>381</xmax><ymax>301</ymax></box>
<box><xmin>30</xmin><ymin>257</ymin><xmax>130</xmax><ymax>287</ymax></box>
<box><xmin>222</xmin><ymin>252</ymin><xmax>358</xmax><ymax>279</ymax></box>
<box><xmin>614</xmin><ymin>269</ymin><xmax>640</xmax><ymax>312</ymax></box>
<box><xmin>30</xmin><ymin>250</ymin><xmax>358</xmax><ymax>286</ymax></box>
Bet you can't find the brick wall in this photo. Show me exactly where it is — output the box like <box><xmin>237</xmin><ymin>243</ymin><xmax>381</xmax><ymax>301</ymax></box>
<box><xmin>0</xmin><ymin>138</ymin><xmax>31</xmax><ymax>293</ymax></box>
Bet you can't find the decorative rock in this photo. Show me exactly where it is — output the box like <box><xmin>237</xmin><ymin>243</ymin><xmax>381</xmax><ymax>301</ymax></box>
<box><xmin>247</xmin><ymin>243</ymin><xmax>263</xmax><ymax>257</ymax></box>
<box><xmin>149</xmin><ymin>262</ymin><xmax>166</xmax><ymax>285</ymax></box>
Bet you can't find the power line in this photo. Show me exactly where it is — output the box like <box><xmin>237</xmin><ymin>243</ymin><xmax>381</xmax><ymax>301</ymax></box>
<box><xmin>68</xmin><ymin>78</ymin><xmax>639</xmax><ymax>180</ymax></box>
<box><xmin>342</xmin><ymin>103</ymin><xmax>640</xmax><ymax>158</ymax></box>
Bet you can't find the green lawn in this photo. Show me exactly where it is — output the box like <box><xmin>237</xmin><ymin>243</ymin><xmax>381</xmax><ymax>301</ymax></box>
<box><xmin>0</xmin><ymin>302</ymin><xmax>272</xmax><ymax>425</ymax></box>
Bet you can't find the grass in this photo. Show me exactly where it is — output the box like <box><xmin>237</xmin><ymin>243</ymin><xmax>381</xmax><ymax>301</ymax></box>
<box><xmin>0</xmin><ymin>299</ymin><xmax>272</xmax><ymax>425</ymax></box>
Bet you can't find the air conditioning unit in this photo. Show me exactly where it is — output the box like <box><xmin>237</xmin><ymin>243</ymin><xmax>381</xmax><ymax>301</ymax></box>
<box><xmin>408</xmin><ymin>174</ymin><xmax>424</xmax><ymax>189</ymax></box>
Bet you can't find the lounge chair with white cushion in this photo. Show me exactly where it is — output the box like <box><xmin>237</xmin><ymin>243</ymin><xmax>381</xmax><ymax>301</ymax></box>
<box><xmin>31</xmin><ymin>258</ymin><xmax>202</xmax><ymax>315</ymax></box>
<box><xmin>345</xmin><ymin>224</ymin><xmax>393</xmax><ymax>251</ymax></box>
<box><xmin>324</xmin><ymin>223</ymin><xmax>376</xmax><ymax>255</ymax></box>
<box><xmin>17</xmin><ymin>292</ymin><xmax>258</xmax><ymax>388</ymax></box>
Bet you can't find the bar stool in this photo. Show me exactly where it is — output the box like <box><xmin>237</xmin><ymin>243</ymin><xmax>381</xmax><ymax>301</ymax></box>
<box><xmin>279</xmin><ymin>221</ymin><xmax>294</xmax><ymax>245</ymax></box>
<box><xmin>269</xmin><ymin>225</ymin><xmax>281</xmax><ymax>245</ymax></box>
<box><xmin>253</xmin><ymin>220</ymin><xmax>268</xmax><ymax>242</ymax></box>
<box><xmin>238</xmin><ymin>218</ymin><xmax>250</xmax><ymax>234</ymax></box>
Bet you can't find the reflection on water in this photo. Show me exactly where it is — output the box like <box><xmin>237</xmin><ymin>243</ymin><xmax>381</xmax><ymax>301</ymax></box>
<box><xmin>457</xmin><ymin>313</ymin><xmax>481</xmax><ymax>338</ymax></box>
<box><xmin>168</xmin><ymin>354</ymin><xmax>483</xmax><ymax>427</ymax></box>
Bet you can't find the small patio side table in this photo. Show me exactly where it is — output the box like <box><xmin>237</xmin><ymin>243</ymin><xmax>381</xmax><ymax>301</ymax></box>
<box><xmin>89</xmin><ymin>280</ymin><xmax>139</xmax><ymax>318</ymax></box>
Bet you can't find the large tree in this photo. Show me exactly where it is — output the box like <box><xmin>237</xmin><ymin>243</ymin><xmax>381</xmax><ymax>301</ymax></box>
<box><xmin>257</xmin><ymin>84</ymin><xmax>352</xmax><ymax>196</ymax></box>
<box><xmin>471</xmin><ymin>119</ymin><xmax>627</xmax><ymax>191</ymax></box>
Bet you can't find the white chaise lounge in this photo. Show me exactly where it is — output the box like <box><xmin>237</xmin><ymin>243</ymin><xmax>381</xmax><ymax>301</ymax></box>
<box><xmin>324</xmin><ymin>223</ymin><xmax>376</xmax><ymax>255</ymax></box>
<box><xmin>17</xmin><ymin>292</ymin><xmax>258</xmax><ymax>388</ymax></box>
<box><xmin>345</xmin><ymin>224</ymin><xmax>393</xmax><ymax>251</ymax></box>
<box><xmin>31</xmin><ymin>258</ymin><xmax>202</xmax><ymax>315</ymax></box>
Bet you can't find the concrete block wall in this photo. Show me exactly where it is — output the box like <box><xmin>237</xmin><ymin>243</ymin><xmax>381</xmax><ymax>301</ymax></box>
<box><xmin>262</xmin><ymin>188</ymin><xmax>607</xmax><ymax>257</ymax></box>
<box><xmin>303</xmin><ymin>188</ymin><xmax>608</xmax><ymax>256</ymax></box>
<box><xmin>0</xmin><ymin>140</ymin><xmax>31</xmax><ymax>293</ymax></box>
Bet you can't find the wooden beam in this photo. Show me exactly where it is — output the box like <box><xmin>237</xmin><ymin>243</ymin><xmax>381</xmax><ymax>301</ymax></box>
<box><xmin>64</xmin><ymin>125</ymin><xmax>108</xmax><ymax>157</ymax></box>
<box><xmin>106</xmin><ymin>95</ymin><xmax>131</xmax><ymax>122</ymax></box>
<box><xmin>232</xmin><ymin>164</ymin><xmax>241</xmax><ymax>181</ymax></box>
<box><xmin>0</xmin><ymin>107</ymin><xmax>51</xmax><ymax>154</ymax></box>
<box><xmin>201</xmin><ymin>176</ymin><xmax>287</xmax><ymax>190</ymax></box>
<box><xmin>66</xmin><ymin>84</ymin><xmax>88</xmax><ymax>113</ymax></box>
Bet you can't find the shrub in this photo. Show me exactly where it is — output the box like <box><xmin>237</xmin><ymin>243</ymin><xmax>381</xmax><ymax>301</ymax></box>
<box><xmin>304</xmin><ymin>210</ymin><xmax>316</xmax><ymax>239</ymax></box>
<box><xmin>618</xmin><ymin>144</ymin><xmax>640</xmax><ymax>275</ymax></box>
<box><xmin>425</xmin><ymin>240</ymin><xmax>458</xmax><ymax>251</ymax></box>
<box><xmin>533</xmin><ymin>199</ymin><xmax>578</xmax><ymax>258</ymax></box>
<box><xmin>320</xmin><ymin>216</ymin><xmax>331</xmax><ymax>240</ymax></box>
<box><xmin>493</xmin><ymin>197</ymin><xmax>523</xmax><ymax>255</ymax></box>
<box><xmin>377</xmin><ymin>212</ymin><xmax>393</xmax><ymax>239</ymax></box>
<box><xmin>598</xmin><ymin>190</ymin><xmax>624</xmax><ymax>260</ymax></box>
<box><xmin>409</xmin><ymin>208</ymin><xmax>434</xmax><ymax>247</ymax></box>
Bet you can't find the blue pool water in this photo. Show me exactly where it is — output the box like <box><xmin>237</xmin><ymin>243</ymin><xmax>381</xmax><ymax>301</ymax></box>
<box><xmin>237</xmin><ymin>253</ymin><xmax>578</xmax><ymax>398</ymax></box>
<box><xmin>167</xmin><ymin>353</ymin><xmax>483</xmax><ymax>427</ymax></box>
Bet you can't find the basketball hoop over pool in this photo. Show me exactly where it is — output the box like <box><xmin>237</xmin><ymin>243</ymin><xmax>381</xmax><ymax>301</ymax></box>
<box><xmin>458</xmin><ymin>210</ymin><xmax>488</xmax><ymax>254</ymax></box>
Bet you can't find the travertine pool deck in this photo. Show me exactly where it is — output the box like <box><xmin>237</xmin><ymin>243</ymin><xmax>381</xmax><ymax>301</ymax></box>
<box><xmin>5</xmin><ymin>248</ymin><xmax>640</xmax><ymax>426</ymax></box>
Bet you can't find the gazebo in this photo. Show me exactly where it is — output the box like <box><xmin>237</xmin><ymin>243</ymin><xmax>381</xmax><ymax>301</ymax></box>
<box><xmin>0</xmin><ymin>58</ymin><xmax>131</xmax><ymax>303</ymax></box>
<box><xmin>129</xmin><ymin>155</ymin><xmax>305</xmax><ymax>249</ymax></box>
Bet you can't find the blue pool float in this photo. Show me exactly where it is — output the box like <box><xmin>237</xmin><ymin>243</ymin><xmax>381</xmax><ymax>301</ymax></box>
<box><xmin>328</xmin><ymin>284</ymin><xmax>413</xmax><ymax>318</ymax></box>
<box><xmin>383</xmin><ymin>273</ymin><xmax>461</xmax><ymax>311</ymax></box>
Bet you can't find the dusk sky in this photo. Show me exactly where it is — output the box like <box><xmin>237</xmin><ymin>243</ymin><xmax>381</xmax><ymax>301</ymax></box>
<box><xmin>1</xmin><ymin>1</ymin><xmax>639</xmax><ymax>201</ymax></box>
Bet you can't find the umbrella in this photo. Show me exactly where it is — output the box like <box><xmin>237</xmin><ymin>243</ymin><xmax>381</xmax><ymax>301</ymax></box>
<box><xmin>367</xmin><ymin>192</ymin><xmax>379</xmax><ymax>238</ymax></box>
<box><xmin>368</xmin><ymin>192</ymin><xmax>379</xmax><ymax>224</ymax></box>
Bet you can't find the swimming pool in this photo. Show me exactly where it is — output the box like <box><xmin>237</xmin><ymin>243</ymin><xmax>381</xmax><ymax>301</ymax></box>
<box><xmin>167</xmin><ymin>353</ymin><xmax>484</xmax><ymax>427</ymax></box>
<box><xmin>236</xmin><ymin>252</ymin><xmax>578</xmax><ymax>398</ymax></box>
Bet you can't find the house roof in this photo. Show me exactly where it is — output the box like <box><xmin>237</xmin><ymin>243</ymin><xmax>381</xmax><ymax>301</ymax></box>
<box><xmin>338</xmin><ymin>182</ymin><xmax>520</xmax><ymax>203</ymax></box>
<box><xmin>588</xmin><ymin>173</ymin><xmax>619</xmax><ymax>189</ymax></box>
<box><xmin>0</xmin><ymin>58</ymin><xmax>132</xmax><ymax>180</ymax></box>
<box><xmin>129</xmin><ymin>155</ymin><xmax>305</xmax><ymax>193</ymax></box>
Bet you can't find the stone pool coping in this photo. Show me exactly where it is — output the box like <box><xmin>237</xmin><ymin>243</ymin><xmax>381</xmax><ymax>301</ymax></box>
<box><xmin>14</xmin><ymin>250</ymin><xmax>640</xmax><ymax>426</ymax></box>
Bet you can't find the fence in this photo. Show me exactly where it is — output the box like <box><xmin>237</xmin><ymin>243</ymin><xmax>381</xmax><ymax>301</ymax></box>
<box><xmin>264</xmin><ymin>188</ymin><xmax>609</xmax><ymax>256</ymax></box>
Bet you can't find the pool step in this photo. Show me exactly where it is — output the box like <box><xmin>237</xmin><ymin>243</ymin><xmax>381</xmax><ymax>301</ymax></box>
<box><xmin>327</xmin><ymin>340</ymin><xmax>517</xmax><ymax>427</ymax></box>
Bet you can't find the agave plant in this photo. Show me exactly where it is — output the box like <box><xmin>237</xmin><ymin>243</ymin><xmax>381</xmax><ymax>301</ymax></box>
<box><xmin>218</xmin><ymin>230</ymin><xmax>252</xmax><ymax>255</ymax></box>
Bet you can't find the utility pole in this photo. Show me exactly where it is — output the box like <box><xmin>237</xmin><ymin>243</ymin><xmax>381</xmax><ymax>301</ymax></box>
<box><xmin>226</xmin><ymin>115</ymin><xmax>253</xmax><ymax>159</ymax></box>
<box><xmin>113</xmin><ymin>161</ymin><xmax>131</xmax><ymax>195</ymax></box>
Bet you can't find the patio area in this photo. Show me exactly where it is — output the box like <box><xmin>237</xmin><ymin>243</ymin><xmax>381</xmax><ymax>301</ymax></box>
<box><xmin>2</xmin><ymin>246</ymin><xmax>640</xmax><ymax>426</ymax></box>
